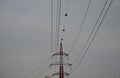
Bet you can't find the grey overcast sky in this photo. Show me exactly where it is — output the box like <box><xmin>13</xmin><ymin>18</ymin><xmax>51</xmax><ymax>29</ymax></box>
<box><xmin>0</xmin><ymin>0</ymin><xmax>120</xmax><ymax>78</ymax></box>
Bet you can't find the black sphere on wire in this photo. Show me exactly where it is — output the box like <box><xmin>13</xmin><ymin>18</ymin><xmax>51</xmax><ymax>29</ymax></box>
<box><xmin>65</xmin><ymin>13</ymin><xmax>67</xmax><ymax>16</ymax></box>
<box><xmin>61</xmin><ymin>38</ymin><xmax>63</xmax><ymax>41</ymax></box>
<box><xmin>62</xmin><ymin>29</ymin><xmax>65</xmax><ymax>32</ymax></box>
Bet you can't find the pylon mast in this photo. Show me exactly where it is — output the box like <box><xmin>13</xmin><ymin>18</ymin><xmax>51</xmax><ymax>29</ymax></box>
<box><xmin>59</xmin><ymin>42</ymin><xmax>64</xmax><ymax>78</ymax></box>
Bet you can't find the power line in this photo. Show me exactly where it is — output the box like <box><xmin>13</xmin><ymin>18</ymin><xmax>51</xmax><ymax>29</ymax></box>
<box><xmin>57</xmin><ymin>0</ymin><xmax>62</xmax><ymax>47</ymax></box>
<box><xmin>58</xmin><ymin>0</ymin><xmax>62</xmax><ymax>27</ymax></box>
<box><xmin>68</xmin><ymin>0</ymin><xmax>92</xmax><ymax>53</ymax></box>
<box><xmin>70</xmin><ymin>0</ymin><xmax>113</xmax><ymax>74</ymax></box>
<box><xmin>55</xmin><ymin>0</ymin><xmax>59</xmax><ymax>53</ymax></box>
<box><xmin>72</xmin><ymin>0</ymin><xmax>109</xmax><ymax>65</ymax></box>
<box><xmin>51</xmin><ymin>0</ymin><xmax>54</xmax><ymax>63</ymax></box>
<box><xmin>55</xmin><ymin>0</ymin><xmax>62</xmax><ymax>53</ymax></box>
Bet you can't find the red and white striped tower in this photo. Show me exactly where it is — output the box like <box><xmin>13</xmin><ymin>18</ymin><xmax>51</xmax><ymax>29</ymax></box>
<box><xmin>48</xmin><ymin>42</ymin><xmax>72</xmax><ymax>78</ymax></box>
<box><xmin>59</xmin><ymin>42</ymin><xmax>64</xmax><ymax>78</ymax></box>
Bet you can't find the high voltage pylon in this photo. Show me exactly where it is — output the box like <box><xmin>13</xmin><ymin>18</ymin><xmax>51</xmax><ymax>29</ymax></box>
<box><xmin>45</xmin><ymin>41</ymin><xmax>72</xmax><ymax>78</ymax></box>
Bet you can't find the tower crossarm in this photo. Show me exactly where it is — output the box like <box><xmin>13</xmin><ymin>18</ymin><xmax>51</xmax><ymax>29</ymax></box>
<box><xmin>51</xmin><ymin>72</ymin><xmax>70</xmax><ymax>77</ymax></box>
<box><xmin>49</xmin><ymin>61</ymin><xmax>72</xmax><ymax>66</ymax></box>
<box><xmin>52</xmin><ymin>52</ymin><xmax>69</xmax><ymax>57</ymax></box>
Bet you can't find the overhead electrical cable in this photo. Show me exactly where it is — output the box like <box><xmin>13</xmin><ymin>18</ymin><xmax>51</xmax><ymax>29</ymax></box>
<box><xmin>54</xmin><ymin>0</ymin><xmax>59</xmax><ymax>74</ymax></box>
<box><xmin>57</xmin><ymin>0</ymin><xmax>62</xmax><ymax>45</ymax></box>
<box><xmin>58</xmin><ymin>0</ymin><xmax>62</xmax><ymax>27</ymax></box>
<box><xmin>68</xmin><ymin>0</ymin><xmax>92</xmax><ymax>53</ymax></box>
<box><xmin>70</xmin><ymin>0</ymin><xmax>113</xmax><ymax>74</ymax></box>
<box><xmin>51</xmin><ymin>0</ymin><xmax>54</xmax><ymax>64</ymax></box>
<box><xmin>55</xmin><ymin>0</ymin><xmax>59</xmax><ymax>53</ymax></box>
<box><xmin>55</xmin><ymin>0</ymin><xmax>62</xmax><ymax>52</ymax></box>
<box><xmin>72</xmin><ymin>0</ymin><xmax>109</xmax><ymax>66</ymax></box>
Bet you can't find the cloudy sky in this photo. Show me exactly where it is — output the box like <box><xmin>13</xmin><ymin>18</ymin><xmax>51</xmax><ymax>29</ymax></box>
<box><xmin>0</xmin><ymin>0</ymin><xmax>120</xmax><ymax>78</ymax></box>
